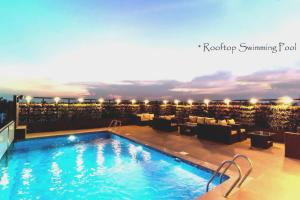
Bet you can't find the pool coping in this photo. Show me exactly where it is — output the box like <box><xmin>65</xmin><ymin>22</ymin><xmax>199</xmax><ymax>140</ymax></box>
<box><xmin>24</xmin><ymin>128</ymin><xmax>244</xmax><ymax>199</ymax></box>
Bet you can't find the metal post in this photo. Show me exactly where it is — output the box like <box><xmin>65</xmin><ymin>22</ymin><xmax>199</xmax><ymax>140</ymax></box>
<box><xmin>13</xmin><ymin>95</ymin><xmax>18</xmax><ymax>129</ymax></box>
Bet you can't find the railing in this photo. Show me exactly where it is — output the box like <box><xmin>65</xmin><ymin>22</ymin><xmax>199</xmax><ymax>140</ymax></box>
<box><xmin>206</xmin><ymin>160</ymin><xmax>242</xmax><ymax>198</ymax></box>
<box><xmin>206</xmin><ymin>154</ymin><xmax>253</xmax><ymax>198</ymax></box>
<box><xmin>0</xmin><ymin>121</ymin><xmax>15</xmax><ymax>160</ymax></box>
<box><xmin>219</xmin><ymin>154</ymin><xmax>253</xmax><ymax>188</ymax></box>
<box><xmin>109</xmin><ymin>120</ymin><xmax>122</xmax><ymax>127</ymax></box>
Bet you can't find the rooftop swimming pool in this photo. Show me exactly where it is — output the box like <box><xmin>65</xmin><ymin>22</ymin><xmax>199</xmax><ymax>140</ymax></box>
<box><xmin>0</xmin><ymin>132</ymin><xmax>228</xmax><ymax>200</ymax></box>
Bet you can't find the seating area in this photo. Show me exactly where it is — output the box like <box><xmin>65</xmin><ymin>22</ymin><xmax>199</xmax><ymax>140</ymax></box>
<box><xmin>132</xmin><ymin>113</ymin><xmax>248</xmax><ymax>144</ymax></box>
<box><xmin>151</xmin><ymin>115</ymin><xmax>177</xmax><ymax>132</ymax></box>
<box><xmin>135</xmin><ymin>113</ymin><xmax>154</xmax><ymax>125</ymax></box>
<box><xmin>185</xmin><ymin>116</ymin><xmax>246</xmax><ymax>144</ymax></box>
<box><xmin>135</xmin><ymin>114</ymin><xmax>247</xmax><ymax>145</ymax></box>
<box><xmin>131</xmin><ymin>113</ymin><xmax>300</xmax><ymax>157</ymax></box>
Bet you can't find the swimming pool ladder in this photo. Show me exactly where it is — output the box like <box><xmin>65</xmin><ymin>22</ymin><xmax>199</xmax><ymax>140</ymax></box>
<box><xmin>206</xmin><ymin>154</ymin><xmax>253</xmax><ymax>198</ymax></box>
<box><xmin>109</xmin><ymin>120</ymin><xmax>122</xmax><ymax>127</ymax></box>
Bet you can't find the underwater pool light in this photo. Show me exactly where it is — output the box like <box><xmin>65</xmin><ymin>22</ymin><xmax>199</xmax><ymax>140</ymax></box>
<box><xmin>68</xmin><ymin>135</ymin><xmax>77</xmax><ymax>141</ymax></box>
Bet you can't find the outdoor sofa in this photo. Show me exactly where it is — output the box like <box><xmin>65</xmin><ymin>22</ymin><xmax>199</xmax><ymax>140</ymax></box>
<box><xmin>135</xmin><ymin>113</ymin><xmax>155</xmax><ymax>125</ymax></box>
<box><xmin>152</xmin><ymin>115</ymin><xmax>177</xmax><ymax>132</ymax></box>
<box><xmin>186</xmin><ymin>116</ymin><xmax>246</xmax><ymax>144</ymax></box>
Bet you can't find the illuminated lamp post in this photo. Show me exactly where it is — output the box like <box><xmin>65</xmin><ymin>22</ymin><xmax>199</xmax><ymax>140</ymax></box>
<box><xmin>174</xmin><ymin>99</ymin><xmax>180</xmax><ymax>106</ymax></box>
<box><xmin>116</xmin><ymin>98</ymin><xmax>121</xmax><ymax>105</ymax></box>
<box><xmin>131</xmin><ymin>99</ymin><xmax>136</xmax><ymax>105</ymax></box>
<box><xmin>204</xmin><ymin>99</ymin><xmax>210</xmax><ymax>107</ymax></box>
<box><xmin>78</xmin><ymin>98</ymin><xmax>84</xmax><ymax>103</ymax></box>
<box><xmin>98</xmin><ymin>98</ymin><xmax>104</xmax><ymax>104</ymax></box>
<box><xmin>249</xmin><ymin>98</ymin><xmax>258</xmax><ymax>105</ymax></box>
<box><xmin>224</xmin><ymin>98</ymin><xmax>231</xmax><ymax>106</ymax></box>
<box><xmin>187</xmin><ymin>99</ymin><xmax>193</xmax><ymax>106</ymax></box>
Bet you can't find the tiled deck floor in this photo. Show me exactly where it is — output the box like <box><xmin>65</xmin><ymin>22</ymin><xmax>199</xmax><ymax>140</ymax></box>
<box><xmin>28</xmin><ymin>125</ymin><xmax>300</xmax><ymax>200</ymax></box>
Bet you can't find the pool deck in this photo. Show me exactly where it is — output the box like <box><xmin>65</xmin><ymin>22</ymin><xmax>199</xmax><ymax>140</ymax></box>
<box><xmin>27</xmin><ymin>125</ymin><xmax>300</xmax><ymax>200</ymax></box>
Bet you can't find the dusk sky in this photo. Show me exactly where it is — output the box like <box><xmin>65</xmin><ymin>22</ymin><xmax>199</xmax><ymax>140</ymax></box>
<box><xmin>0</xmin><ymin>0</ymin><xmax>300</xmax><ymax>100</ymax></box>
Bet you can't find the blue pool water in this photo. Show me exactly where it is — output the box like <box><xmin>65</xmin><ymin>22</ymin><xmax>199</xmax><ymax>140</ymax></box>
<box><xmin>0</xmin><ymin>132</ymin><xmax>227</xmax><ymax>200</ymax></box>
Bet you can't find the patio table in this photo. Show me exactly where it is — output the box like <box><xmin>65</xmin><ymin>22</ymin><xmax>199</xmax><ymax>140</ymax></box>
<box><xmin>248</xmin><ymin>131</ymin><xmax>277</xmax><ymax>149</ymax></box>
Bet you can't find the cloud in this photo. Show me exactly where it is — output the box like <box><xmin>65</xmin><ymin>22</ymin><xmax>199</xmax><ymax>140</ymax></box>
<box><xmin>1</xmin><ymin>68</ymin><xmax>300</xmax><ymax>100</ymax></box>
<box><xmin>0</xmin><ymin>78</ymin><xmax>88</xmax><ymax>98</ymax></box>
<box><xmin>80</xmin><ymin>80</ymin><xmax>180</xmax><ymax>100</ymax></box>
<box><xmin>67</xmin><ymin>68</ymin><xmax>300</xmax><ymax>100</ymax></box>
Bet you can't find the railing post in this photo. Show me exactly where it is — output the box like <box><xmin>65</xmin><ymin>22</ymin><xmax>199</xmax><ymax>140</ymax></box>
<box><xmin>13</xmin><ymin>95</ymin><xmax>18</xmax><ymax>130</ymax></box>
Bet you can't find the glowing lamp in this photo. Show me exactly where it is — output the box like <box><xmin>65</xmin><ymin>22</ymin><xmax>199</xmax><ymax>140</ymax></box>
<box><xmin>187</xmin><ymin>99</ymin><xmax>193</xmax><ymax>106</ymax></box>
<box><xmin>163</xmin><ymin>100</ymin><xmax>168</xmax><ymax>105</ymax></box>
<box><xmin>68</xmin><ymin>135</ymin><xmax>76</xmax><ymax>142</ymax></box>
<box><xmin>98</xmin><ymin>98</ymin><xmax>104</xmax><ymax>103</ymax></box>
<box><xmin>174</xmin><ymin>99</ymin><xmax>180</xmax><ymax>105</ymax></box>
<box><xmin>224</xmin><ymin>98</ymin><xmax>231</xmax><ymax>105</ymax></box>
<box><xmin>131</xmin><ymin>99</ymin><xmax>136</xmax><ymax>104</ymax></box>
<box><xmin>203</xmin><ymin>99</ymin><xmax>210</xmax><ymax>106</ymax></box>
<box><xmin>54</xmin><ymin>97</ymin><xmax>60</xmax><ymax>104</ymax></box>
<box><xmin>249</xmin><ymin>98</ymin><xmax>258</xmax><ymax>104</ymax></box>
<box><xmin>144</xmin><ymin>99</ymin><xmax>149</xmax><ymax>105</ymax></box>
<box><xmin>116</xmin><ymin>99</ymin><xmax>121</xmax><ymax>105</ymax></box>
<box><xmin>25</xmin><ymin>96</ymin><xmax>32</xmax><ymax>103</ymax></box>
<box><xmin>78</xmin><ymin>98</ymin><xmax>84</xmax><ymax>103</ymax></box>
<box><xmin>278</xmin><ymin>96</ymin><xmax>293</xmax><ymax>105</ymax></box>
